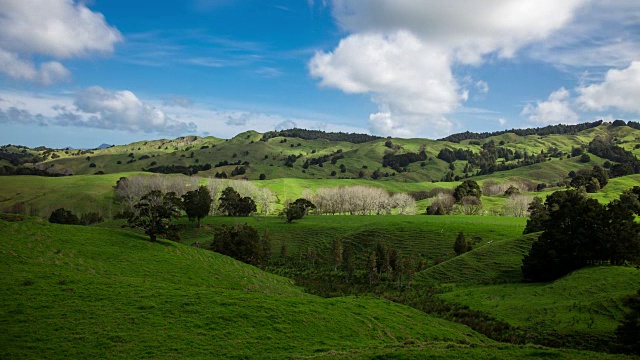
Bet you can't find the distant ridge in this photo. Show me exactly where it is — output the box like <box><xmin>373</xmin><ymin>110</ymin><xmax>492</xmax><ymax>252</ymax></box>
<box><xmin>440</xmin><ymin>120</ymin><xmax>603</xmax><ymax>143</ymax></box>
<box><xmin>96</xmin><ymin>143</ymin><xmax>113</xmax><ymax>150</ymax></box>
<box><xmin>261</xmin><ymin>128</ymin><xmax>383</xmax><ymax>144</ymax></box>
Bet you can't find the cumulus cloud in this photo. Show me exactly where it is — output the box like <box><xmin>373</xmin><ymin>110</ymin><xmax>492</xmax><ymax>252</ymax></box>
<box><xmin>311</xmin><ymin>0</ymin><xmax>585</xmax><ymax>137</ymax></box>
<box><xmin>0</xmin><ymin>0</ymin><xmax>122</xmax><ymax>84</ymax></box>
<box><xmin>521</xmin><ymin>87</ymin><xmax>579</xmax><ymax>124</ymax></box>
<box><xmin>577</xmin><ymin>61</ymin><xmax>640</xmax><ymax>114</ymax></box>
<box><xmin>498</xmin><ymin>118</ymin><xmax>508</xmax><ymax>127</ymax></box>
<box><xmin>0</xmin><ymin>87</ymin><xmax>197</xmax><ymax>135</ymax></box>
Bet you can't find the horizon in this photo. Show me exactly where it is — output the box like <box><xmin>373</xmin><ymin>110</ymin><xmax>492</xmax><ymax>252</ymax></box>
<box><xmin>1</xmin><ymin>1</ymin><xmax>639</xmax><ymax>148</ymax></box>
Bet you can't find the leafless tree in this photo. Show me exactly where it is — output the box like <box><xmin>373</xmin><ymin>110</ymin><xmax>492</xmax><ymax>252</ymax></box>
<box><xmin>503</xmin><ymin>194</ymin><xmax>534</xmax><ymax>217</ymax></box>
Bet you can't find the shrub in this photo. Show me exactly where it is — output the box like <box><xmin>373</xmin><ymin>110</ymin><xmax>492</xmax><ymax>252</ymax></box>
<box><xmin>49</xmin><ymin>208</ymin><xmax>80</xmax><ymax>225</ymax></box>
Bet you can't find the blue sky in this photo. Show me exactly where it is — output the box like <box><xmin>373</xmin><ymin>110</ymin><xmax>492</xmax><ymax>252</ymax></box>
<box><xmin>1</xmin><ymin>0</ymin><xmax>639</xmax><ymax>148</ymax></box>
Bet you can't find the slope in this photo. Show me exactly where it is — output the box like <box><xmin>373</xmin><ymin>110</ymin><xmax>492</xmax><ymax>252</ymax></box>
<box><xmin>418</xmin><ymin>234</ymin><xmax>538</xmax><ymax>286</ymax></box>
<box><xmin>1</xmin><ymin>217</ymin><xmax>493</xmax><ymax>359</ymax></box>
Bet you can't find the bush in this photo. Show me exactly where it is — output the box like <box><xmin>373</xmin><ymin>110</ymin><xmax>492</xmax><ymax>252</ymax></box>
<box><xmin>49</xmin><ymin>208</ymin><xmax>80</xmax><ymax>225</ymax></box>
<box><xmin>211</xmin><ymin>223</ymin><xmax>270</xmax><ymax>266</ymax></box>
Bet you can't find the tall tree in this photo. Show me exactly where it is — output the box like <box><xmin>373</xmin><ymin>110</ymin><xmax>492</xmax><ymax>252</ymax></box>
<box><xmin>453</xmin><ymin>180</ymin><xmax>482</xmax><ymax>202</ymax></box>
<box><xmin>523</xmin><ymin>196</ymin><xmax>547</xmax><ymax>234</ymax></box>
<box><xmin>331</xmin><ymin>237</ymin><xmax>343</xmax><ymax>271</ymax></box>
<box><xmin>283</xmin><ymin>198</ymin><xmax>315</xmax><ymax>223</ymax></box>
<box><xmin>343</xmin><ymin>247</ymin><xmax>356</xmax><ymax>283</ymax></box>
<box><xmin>182</xmin><ymin>185</ymin><xmax>212</xmax><ymax>228</ymax></box>
<box><xmin>366</xmin><ymin>250</ymin><xmax>377</xmax><ymax>285</ymax></box>
<box><xmin>128</xmin><ymin>190</ymin><xmax>183</xmax><ymax>242</ymax></box>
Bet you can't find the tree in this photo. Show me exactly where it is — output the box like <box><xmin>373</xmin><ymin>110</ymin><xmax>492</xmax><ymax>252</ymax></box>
<box><xmin>280</xmin><ymin>238</ymin><xmax>288</xmax><ymax>259</ymax></box>
<box><xmin>331</xmin><ymin>237</ymin><xmax>343</xmax><ymax>271</ymax></box>
<box><xmin>523</xmin><ymin>196</ymin><xmax>547</xmax><ymax>234</ymax></box>
<box><xmin>366</xmin><ymin>250</ymin><xmax>378</xmax><ymax>285</ymax></box>
<box><xmin>454</xmin><ymin>231</ymin><xmax>472</xmax><ymax>255</ymax></box>
<box><xmin>616</xmin><ymin>289</ymin><xmax>640</xmax><ymax>355</ymax></box>
<box><xmin>580</xmin><ymin>153</ymin><xmax>591</xmax><ymax>163</ymax></box>
<box><xmin>218</xmin><ymin>187</ymin><xmax>256</xmax><ymax>216</ymax></box>
<box><xmin>182</xmin><ymin>185</ymin><xmax>212</xmax><ymax>228</ymax></box>
<box><xmin>461</xmin><ymin>196</ymin><xmax>482</xmax><ymax>215</ymax></box>
<box><xmin>211</xmin><ymin>223</ymin><xmax>270</xmax><ymax>266</ymax></box>
<box><xmin>49</xmin><ymin>208</ymin><xmax>80</xmax><ymax>225</ymax></box>
<box><xmin>343</xmin><ymin>247</ymin><xmax>356</xmax><ymax>283</ymax></box>
<box><xmin>453</xmin><ymin>180</ymin><xmax>481</xmax><ymax>202</ymax></box>
<box><xmin>283</xmin><ymin>198</ymin><xmax>315</xmax><ymax>223</ymax></box>
<box><xmin>427</xmin><ymin>192</ymin><xmax>455</xmax><ymax>215</ymax></box>
<box><xmin>403</xmin><ymin>255</ymin><xmax>416</xmax><ymax>288</ymax></box>
<box><xmin>128</xmin><ymin>190</ymin><xmax>183</xmax><ymax>242</ymax></box>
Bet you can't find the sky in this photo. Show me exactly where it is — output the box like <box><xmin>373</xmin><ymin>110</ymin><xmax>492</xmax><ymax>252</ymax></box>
<box><xmin>1</xmin><ymin>0</ymin><xmax>640</xmax><ymax>148</ymax></box>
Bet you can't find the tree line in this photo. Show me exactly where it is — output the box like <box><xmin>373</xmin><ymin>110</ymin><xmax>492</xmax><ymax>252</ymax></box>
<box><xmin>302</xmin><ymin>186</ymin><xmax>416</xmax><ymax>215</ymax></box>
<box><xmin>260</xmin><ymin>128</ymin><xmax>382</xmax><ymax>144</ymax></box>
<box><xmin>440</xmin><ymin>120</ymin><xmax>603</xmax><ymax>143</ymax></box>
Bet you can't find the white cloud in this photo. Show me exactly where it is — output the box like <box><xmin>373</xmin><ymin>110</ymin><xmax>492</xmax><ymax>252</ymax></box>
<box><xmin>0</xmin><ymin>88</ymin><xmax>197</xmax><ymax>135</ymax></box>
<box><xmin>0</xmin><ymin>0</ymin><xmax>122</xmax><ymax>84</ymax></box>
<box><xmin>311</xmin><ymin>0</ymin><xmax>586</xmax><ymax>137</ymax></box>
<box><xmin>522</xmin><ymin>87</ymin><xmax>579</xmax><ymax>124</ymax></box>
<box><xmin>526</xmin><ymin>1</ymin><xmax>640</xmax><ymax>69</ymax></box>
<box><xmin>577</xmin><ymin>61</ymin><xmax>640</xmax><ymax>114</ymax></box>
<box><xmin>498</xmin><ymin>118</ymin><xmax>508</xmax><ymax>127</ymax></box>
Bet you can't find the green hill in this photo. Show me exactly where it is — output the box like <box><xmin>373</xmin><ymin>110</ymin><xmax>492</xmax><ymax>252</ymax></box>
<box><xmin>418</xmin><ymin>234</ymin><xmax>538</xmax><ymax>286</ymax></box>
<box><xmin>1</xmin><ymin>218</ymin><xmax>632</xmax><ymax>359</ymax></box>
<box><xmin>3</xmin><ymin>121</ymin><xmax>639</xmax><ymax>185</ymax></box>
<box><xmin>1</xmin><ymin>218</ymin><xmax>492</xmax><ymax>359</ymax></box>
<box><xmin>439</xmin><ymin>266</ymin><xmax>640</xmax><ymax>344</ymax></box>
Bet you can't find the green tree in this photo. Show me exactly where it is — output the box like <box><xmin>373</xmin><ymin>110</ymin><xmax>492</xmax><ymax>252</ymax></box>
<box><xmin>616</xmin><ymin>289</ymin><xmax>640</xmax><ymax>355</ymax></box>
<box><xmin>331</xmin><ymin>237</ymin><xmax>343</xmax><ymax>271</ymax></box>
<box><xmin>453</xmin><ymin>231</ymin><xmax>471</xmax><ymax>255</ymax></box>
<box><xmin>366</xmin><ymin>250</ymin><xmax>378</xmax><ymax>285</ymax></box>
<box><xmin>283</xmin><ymin>198</ymin><xmax>315</xmax><ymax>223</ymax></box>
<box><xmin>343</xmin><ymin>247</ymin><xmax>356</xmax><ymax>283</ymax></box>
<box><xmin>211</xmin><ymin>223</ymin><xmax>269</xmax><ymax>266</ymax></box>
<box><xmin>49</xmin><ymin>208</ymin><xmax>80</xmax><ymax>225</ymax></box>
<box><xmin>218</xmin><ymin>187</ymin><xmax>256</xmax><ymax>216</ymax></box>
<box><xmin>128</xmin><ymin>190</ymin><xmax>183</xmax><ymax>242</ymax></box>
<box><xmin>182</xmin><ymin>185</ymin><xmax>212</xmax><ymax>227</ymax></box>
<box><xmin>523</xmin><ymin>196</ymin><xmax>548</xmax><ymax>234</ymax></box>
<box><xmin>453</xmin><ymin>180</ymin><xmax>481</xmax><ymax>202</ymax></box>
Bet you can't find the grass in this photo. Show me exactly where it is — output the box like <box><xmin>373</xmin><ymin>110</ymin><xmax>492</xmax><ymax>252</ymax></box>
<box><xmin>439</xmin><ymin>266</ymin><xmax>640</xmax><ymax>339</ymax></box>
<box><xmin>418</xmin><ymin>234</ymin><xmax>538</xmax><ymax>286</ymax></box>
<box><xmin>1</xmin><ymin>218</ymin><xmax>494</xmax><ymax>359</ymax></box>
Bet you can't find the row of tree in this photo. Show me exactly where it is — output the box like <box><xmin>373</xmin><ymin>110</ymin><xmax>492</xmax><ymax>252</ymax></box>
<box><xmin>302</xmin><ymin>186</ymin><xmax>417</xmax><ymax>215</ymax></box>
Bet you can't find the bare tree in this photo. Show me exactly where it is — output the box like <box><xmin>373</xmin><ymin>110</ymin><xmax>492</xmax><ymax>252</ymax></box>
<box><xmin>461</xmin><ymin>196</ymin><xmax>483</xmax><ymax>215</ymax></box>
<box><xmin>503</xmin><ymin>194</ymin><xmax>534</xmax><ymax>217</ymax></box>
<box><xmin>427</xmin><ymin>192</ymin><xmax>456</xmax><ymax>215</ymax></box>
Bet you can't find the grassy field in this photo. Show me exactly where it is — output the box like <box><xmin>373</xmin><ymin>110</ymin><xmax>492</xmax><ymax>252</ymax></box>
<box><xmin>2</xmin><ymin>217</ymin><xmax>634</xmax><ymax>359</ymax></box>
<box><xmin>439</xmin><ymin>266</ymin><xmax>640</xmax><ymax>340</ymax></box>
<box><xmin>1</xmin><ymin>218</ymin><xmax>494</xmax><ymax>359</ymax></box>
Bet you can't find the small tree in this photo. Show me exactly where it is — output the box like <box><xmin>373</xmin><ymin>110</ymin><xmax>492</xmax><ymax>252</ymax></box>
<box><xmin>616</xmin><ymin>289</ymin><xmax>640</xmax><ymax>355</ymax></box>
<box><xmin>49</xmin><ymin>208</ymin><xmax>80</xmax><ymax>225</ymax></box>
<box><xmin>454</xmin><ymin>231</ymin><xmax>472</xmax><ymax>255</ymax></box>
<box><xmin>280</xmin><ymin>238</ymin><xmax>288</xmax><ymax>259</ymax></box>
<box><xmin>283</xmin><ymin>198</ymin><xmax>315</xmax><ymax>223</ymax></box>
<box><xmin>182</xmin><ymin>185</ymin><xmax>212</xmax><ymax>227</ymax></box>
<box><xmin>128</xmin><ymin>190</ymin><xmax>183</xmax><ymax>242</ymax></box>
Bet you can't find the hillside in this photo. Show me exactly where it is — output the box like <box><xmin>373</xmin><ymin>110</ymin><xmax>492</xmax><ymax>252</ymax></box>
<box><xmin>1</xmin><ymin>218</ymin><xmax>492</xmax><ymax>358</ymax></box>
<box><xmin>2</xmin><ymin>121</ymin><xmax>639</xmax><ymax>185</ymax></box>
<box><xmin>2</xmin><ymin>217</ymin><xmax>633</xmax><ymax>359</ymax></box>
<box><xmin>440</xmin><ymin>266</ymin><xmax>640</xmax><ymax>347</ymax></box>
